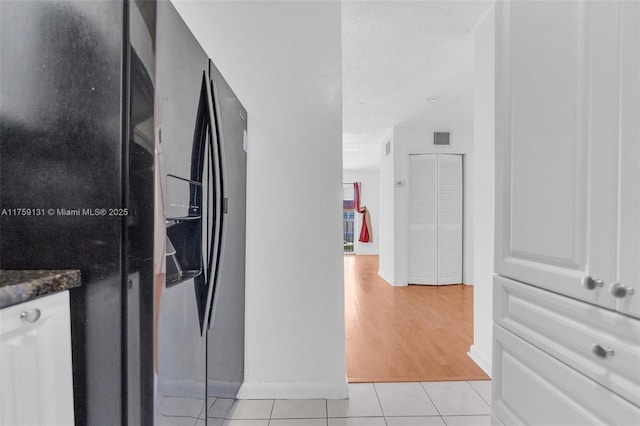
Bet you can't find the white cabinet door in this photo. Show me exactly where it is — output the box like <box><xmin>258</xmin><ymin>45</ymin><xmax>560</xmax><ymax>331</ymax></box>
<box><xmin>0</xmin><ymin>291</ymin><xmax>75</xmax><ymax>426</ymax></box>
<box><xmin>616</xmin><ymin>0</ymin><xmax>640</xmax><ymax>319</ymax></box>
<box><xmin>409</xmin><ymin>154</ymin><xmax>438</xmax><ymax>284</ymax></box>
<box><xmin>495</xmin><ymin>0</ymin><xmax>639</xmax><ymax>312</ymax></box>
<box><xmin>408</xmin><ymin>154</ymin><xmax>462</xmax><ymax>285</ymax></box>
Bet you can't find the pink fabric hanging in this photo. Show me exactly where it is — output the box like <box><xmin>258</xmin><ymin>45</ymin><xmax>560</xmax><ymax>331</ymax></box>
<box><xmin>353</xmin><ymin>182</ymin><xmax>372</xmax><ymax>243</ymax></box>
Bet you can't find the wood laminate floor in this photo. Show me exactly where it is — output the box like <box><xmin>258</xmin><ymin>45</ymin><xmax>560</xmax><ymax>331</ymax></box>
<box><xmin>345</xmin><ymin>255</ymin><xmax>490</xmax><ymax>383</ymax></box>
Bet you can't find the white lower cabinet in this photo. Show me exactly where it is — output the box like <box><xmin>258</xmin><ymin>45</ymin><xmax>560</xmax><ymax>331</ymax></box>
<box><xmin>493</xmin><ymin>326</ymin><xmax>640</xmax><ymax>426</ymax></box>
<box><xmin>0</xmin><ymin>291</ymin><xmax>75</xmax><ymax>426</ymax></box>
<box><xmin>493</xmin><ymin>277</ymin><xmax>640</xmax><ymax>426</ymax></box>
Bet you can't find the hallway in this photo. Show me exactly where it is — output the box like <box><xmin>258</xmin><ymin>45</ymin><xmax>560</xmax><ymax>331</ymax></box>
<box><xmin>345</xmin><ymin>255</ymin><xmax>489</xmax><ymax>383</ymax></box>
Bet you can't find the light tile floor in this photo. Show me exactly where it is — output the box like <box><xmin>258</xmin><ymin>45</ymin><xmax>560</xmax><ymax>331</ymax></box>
<box><xmin>157</xmin><ymin>381</ymin><xmax>492</xmax><ymax>426</ymax></box>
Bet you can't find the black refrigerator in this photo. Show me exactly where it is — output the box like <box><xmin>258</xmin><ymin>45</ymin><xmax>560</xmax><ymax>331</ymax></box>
<box><xmin>0</xmin><ymin>1</ymin><xmax>247</xmax><ymax>424</ymax></box>
<box><xmin>155</xmin><ymin>1</ymin><xmax>247</xmax><ymax>424</ymax></box>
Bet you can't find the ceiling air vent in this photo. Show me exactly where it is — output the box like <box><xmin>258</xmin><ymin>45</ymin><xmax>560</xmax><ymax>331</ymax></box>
<box><xmin>385</xmin><ymin>141</ymin><xmax>391</xmax><ymax>156</ymax></box>
<box><xmin>434</xmin><ymin>132</ymin><xmax>450</xmax><ymax>145</ymax></box>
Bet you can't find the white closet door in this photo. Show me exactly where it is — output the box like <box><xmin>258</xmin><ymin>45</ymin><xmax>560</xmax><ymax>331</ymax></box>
<box><xmin>408</xmin><ymin>154</ymin><xmax>463</xmax><ymax>285</ymax></box>
<box><xmin>437</xmin><ymin>154</ymin><xmax>463</xmax><ymax>284</ymax></box>
<box><xmin>408</xmin><ymin>154</ymin><xmax>437</xmax><ymax>284</ymax></box>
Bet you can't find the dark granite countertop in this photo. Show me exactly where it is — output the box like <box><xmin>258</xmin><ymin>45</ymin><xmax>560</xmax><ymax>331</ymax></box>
<box><xmin>0</xmin><ymin>270</ymin><xmax>81</xmax><ymax>309</ymax></box>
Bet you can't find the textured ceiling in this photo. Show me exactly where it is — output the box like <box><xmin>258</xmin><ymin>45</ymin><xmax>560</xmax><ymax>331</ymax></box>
<box><xmin>343</xmin><ymin>0</ymin><xmax>494</xmax><ymax>170</ymax></box>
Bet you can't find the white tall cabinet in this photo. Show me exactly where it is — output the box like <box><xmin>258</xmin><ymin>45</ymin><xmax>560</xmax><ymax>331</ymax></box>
<box><xmin>493</xmin><ymin>1</ymin><xmax>640</xmax><ymax>425</ymax></box>
<box><xmin>408</xmin><ymin>153</ymin><xmax>463</xmax><ymax>285</ymax></box>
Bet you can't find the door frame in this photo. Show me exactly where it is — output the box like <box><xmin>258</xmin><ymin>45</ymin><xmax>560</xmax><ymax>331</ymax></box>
<box><xmin>393</xmin><ymin>144</ymin><xmax>471</xmax><ymax>286</ymax></box>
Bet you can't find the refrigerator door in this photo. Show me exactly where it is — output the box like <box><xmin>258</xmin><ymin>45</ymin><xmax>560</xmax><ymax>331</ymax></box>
<box><xmin>155</xmin><ymin>2</ymin><xmax>214</xmax><ymax>423</ymax></box>
<box><xmin>206</xmin><ymin>60</ymin><xmax>247</xmax><ymax>400</ymax></box>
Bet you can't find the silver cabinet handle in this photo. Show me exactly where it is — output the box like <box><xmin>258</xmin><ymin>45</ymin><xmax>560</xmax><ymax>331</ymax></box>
<box><xmin>592</xmin><ymin>344</ymin><xmax>615</xmax><ymax>359</ymax></box>
<box><xmin>20</xmin><ymin>309</ymin><xmax>41</xmax><ymax>323</ymax></box>
<box><xmin>610</xmin><ymin>282</ymin><xmax>634</xmax><ymax>298</ymax></box>
<box><xmin>581</xmin><ymin>276</ymin><xmax>604</xmax><ymax>290</ymax></box>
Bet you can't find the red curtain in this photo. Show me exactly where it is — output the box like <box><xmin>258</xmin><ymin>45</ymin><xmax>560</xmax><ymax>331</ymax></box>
<box><xmin>353</xmin><ymin>182</ymin><xmax>372</xmax><ymax>243</ymax></box>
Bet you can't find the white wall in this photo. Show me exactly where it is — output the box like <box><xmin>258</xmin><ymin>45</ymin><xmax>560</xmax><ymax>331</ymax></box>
<box><xmin>381</xmin><ymin>126</ymin><xmax>474</xmax><ymax>286</ymax></box>
<box><xmin>172</xmin><ymin>0</ymin><xmax>347</xmax><ymax>399</ymax></box>
<box><xmin>378</xmin><ymin>132</ymin><xmax>396</xmax><ymax>283</ymax></box>
<box><xmin>343</xmin><ymin>170</ymin><xmax>380</xmax><ymax>255</ymax></box>
<box><xmin>469</xmin><ymin>7</ymin><xmax>495</xmax><ymax>377</ymax></box>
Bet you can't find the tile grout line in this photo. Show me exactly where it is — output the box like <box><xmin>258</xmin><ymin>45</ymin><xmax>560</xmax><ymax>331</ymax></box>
<box><xmin>157</xmin><ymin>414</ymin><xmax>202</xmax><ymax>419</ymax></box>
<box><xmin>466</xmin><ymin>380</ymin><xmax>492</xmax><ymax>407</ymax></box>
<box><xmin>440</xmin><ymin>414</ymin><xmax>493</xmax><ymax>417</ymax></box>
<box><xmin>269</xmin><ymin>399</ymin><xmax>276</xmax><ymax>421</ymax></box>
<box><xmin>371</xmin><ymin>382</ymin><xmax>388</xmax><ymax>424</ymax></box>
<box><xmin>462</xmin><ymin>380</ymin><xmax>493</xmax><ymax>416</ymax></box>
<box><xmin>419</xmin><ymin>381</ymin><xmax>444</xmax><ymax>419</ymax></box>
<box><xmin>325</xmin><ymin>398</ymin><xmax>329</xmax><ymax>425</ymax></box>
<box><xmin>198</xmin><ymin>398</ymin><xmax>206</xmax><ymax>423</ymax></box>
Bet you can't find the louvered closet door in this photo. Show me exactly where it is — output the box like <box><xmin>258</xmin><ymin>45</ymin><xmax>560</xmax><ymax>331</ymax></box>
<box><xmin>408</xmin><ymin>155</ymin><xmax>438</xmax><ymax>284</ymax></box>
<box><xmin>408</xmin><ymin>154</ymin><xmax>463</xmax><ymax>285</ymax></box>
<box><xmin>437</xmin><ymin>154</ymin><xmax>463</xmax><ymax>284</ymax></box>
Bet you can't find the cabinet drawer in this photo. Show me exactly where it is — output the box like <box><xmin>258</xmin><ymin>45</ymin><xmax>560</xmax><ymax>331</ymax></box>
<box><xmin>493</xmin><ymin>325</ymin><xmax>640</xmax><ymax>426</ymax></box>
<box><xmin>494</xmin><ymin>275</ymin><xmax>640</xmax><ymax>406</ymax></box>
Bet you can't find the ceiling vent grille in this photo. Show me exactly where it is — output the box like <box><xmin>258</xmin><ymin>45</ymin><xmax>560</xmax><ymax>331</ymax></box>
<box><xmin>434</xmin><ymin>132</ymin><xmax>450</xmax><ymax>145</ymax></box>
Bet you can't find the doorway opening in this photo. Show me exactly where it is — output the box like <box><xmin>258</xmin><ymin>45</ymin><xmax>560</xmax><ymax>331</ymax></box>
<box><xmin>343</xmin><ymin>183</ymin><xmax>355</xmax><ymax>254</ymax></box>
<box><xmin>344</xmin><ymin>154</ymin><xmax>486</xmax><ymax>383</ymax></box>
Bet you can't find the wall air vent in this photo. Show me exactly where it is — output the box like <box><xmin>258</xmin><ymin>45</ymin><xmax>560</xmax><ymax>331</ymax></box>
<box><xmin>385</xmin><ymin>141</ymin><xmax>391</xmax><ymax>156</ymax></box>
<box><xmin>434</xmin><ymin>132</ymin><xmax>450</xmax><ymax>145</ymax></box>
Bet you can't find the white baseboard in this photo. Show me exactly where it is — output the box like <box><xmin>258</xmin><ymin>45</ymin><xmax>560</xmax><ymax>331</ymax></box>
<box><xmin>468</xmin><ymin>345</ymin><xmax>492</xmax><ymax>377</ymax></box>
<box><xmin>377</xmin><ymin>270</ymin><xmax>393</xmax><ymax>285</ymax></box>
<box><xmin>378</xmin><ymin>270</ymin><xmax>403</xmax><ymax>286</ymax></box>
<box><xmin>236</xmin><ymin>381</ymin><xmax>349</xmax><ymax>400</ymax></box>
